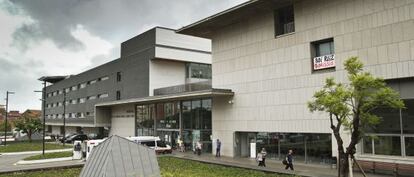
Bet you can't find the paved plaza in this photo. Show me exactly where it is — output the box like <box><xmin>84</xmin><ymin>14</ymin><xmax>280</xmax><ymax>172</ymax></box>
<box><xmin>0</xmin><ymin>150</ymin><xmax>392</xmax><ymax>177</ymax></box>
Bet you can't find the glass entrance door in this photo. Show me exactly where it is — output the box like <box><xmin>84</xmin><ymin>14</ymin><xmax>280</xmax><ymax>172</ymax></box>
<box><xmin>157</xmin><ymin>130</ymin><xmax>179</xmax><ymax>149</ymax></box>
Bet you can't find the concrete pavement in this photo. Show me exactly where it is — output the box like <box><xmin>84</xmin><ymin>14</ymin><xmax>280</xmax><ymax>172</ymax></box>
<box><xmin>171</xmin><ymin>152</ymin><xmax>390</xmax><ymax>177</ymax></box>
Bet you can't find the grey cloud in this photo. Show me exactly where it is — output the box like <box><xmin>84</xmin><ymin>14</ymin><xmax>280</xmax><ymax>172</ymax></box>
<box><xmin>0</xmin><ymin>57</ymin><xmax>44</xmax><ymax>111</ymax></box>
<box><xmin>7</xmin><ymin>0</ymin><xmax>247</xmax><ymax>51</ymax></box>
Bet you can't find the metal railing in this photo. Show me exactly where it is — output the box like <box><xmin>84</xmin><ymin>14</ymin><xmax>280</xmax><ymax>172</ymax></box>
<box><xmin>154</xmin><ymin>81</ymin><xmax>212</xmax><ymax>96</ymax></box>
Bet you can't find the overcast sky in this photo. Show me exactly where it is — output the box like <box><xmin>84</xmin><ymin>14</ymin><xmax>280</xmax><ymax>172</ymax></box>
<box><xmin>0</xmin><ymin>0</ymin><xmax>247</xmax><ymax>112</ymax></box>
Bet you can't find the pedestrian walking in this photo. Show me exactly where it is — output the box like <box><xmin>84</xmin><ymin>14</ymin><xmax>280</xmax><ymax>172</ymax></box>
<box><xmin>260</xmin><ymin>148</ymin><xmax>267</xmax><ymax>167</ymax></box>
<box><xmin>177</xmin><ymin>138</ymin><xmax>184</xmax><ymax>152</ymax></box>
<box><xmin>216</xmin><ymin>139</ymin><xmax>221</xmax><ymax>157</ymax></box>
<box><xmin>285</xmin><ymin>149</ymin><xmax>294</xmax><ymax>170</ymax></box>
<box><xmin>196</xmin><ymin>140</ymin><xmax>203</xmax><ymax>156</ymax></box>
<box><xmin>256</xmin><ymin>152</ymin><xmax>264</xmax><ymax>166</ymax></box>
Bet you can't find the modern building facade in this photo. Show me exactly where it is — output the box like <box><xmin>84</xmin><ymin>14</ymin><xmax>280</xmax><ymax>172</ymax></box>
<box><xmin>177</xmin><ymin>0</ymin><xmax>414</xmax><ymax>170</ymax></box>
<box><xmin>39</xmin><ymin>0</ymin><xmax>414</xmax><ymax>174</ymax></box>
<box><xmin>40</xmin><ymin>27</ymin><xmax>213</xmax><ymax>139</ymax></box>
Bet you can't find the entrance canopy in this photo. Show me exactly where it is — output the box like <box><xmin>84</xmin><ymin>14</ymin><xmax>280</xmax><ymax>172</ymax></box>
<box><xmin>96</xmin><ymin>89</ymin><xmax>233</xmax><ymax>107</ymax></box>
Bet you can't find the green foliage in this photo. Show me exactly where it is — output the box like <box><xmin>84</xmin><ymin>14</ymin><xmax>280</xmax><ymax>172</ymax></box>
<box><xmin>0</xmin><ymin>120</ymin><xmax>12</xmax><ymax>132</ymax></box>
<box><xmin>24</xmin><ymin>151</ymin><xmax>73</xmax><ymax>161</ymax></box>
<box><xmin>0</xmin><ymin>141</ymin><xmax>72</xmax><ymax>153</ymax></box>
<box><xmin>13</xmin><ymin>113</ymin><xmax>42</xmax><ymax>142</ymax></box>
<box><xmin>308</xmin><ymin>56</ymin><xmax>404</xmax><ymax>145</ymax></box>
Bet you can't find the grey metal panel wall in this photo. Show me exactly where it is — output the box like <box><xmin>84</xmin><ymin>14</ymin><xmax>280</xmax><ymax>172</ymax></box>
<box><xmin>44</xmin><ymin>43</ymin><xmax>153</xmax><ymax>126</ymax></box>
<box><xmin>121</xmin><ymin>28</ymin><xmax>156</xmax><ymax>58</ymax></box>
<box><xmin>79</xmin><ymin>135</ymin><xmax>160</xmax><ymax>177</ymax></box>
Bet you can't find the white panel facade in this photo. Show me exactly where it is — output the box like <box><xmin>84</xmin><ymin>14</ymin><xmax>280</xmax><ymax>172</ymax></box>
<box><xmin>149</xmin><ymin>60</ymin><xmax>186</xmax><ymax>96</ymax></box>
<box><xmin>109</xmin><ymin>105</ymin><xmax>135</xmax><ymax>137</ymax></box>
<box><xmin>210</xmin><ymin>0</ymin><xmax>414</xmax><ymax>157</ymax></box>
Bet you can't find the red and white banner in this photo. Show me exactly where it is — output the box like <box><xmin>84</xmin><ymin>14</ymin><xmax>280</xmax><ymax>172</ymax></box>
<box><xmin>313</xmin><ymin>54</ymin><xmax>335</xmax><ymax>70</ymax></box>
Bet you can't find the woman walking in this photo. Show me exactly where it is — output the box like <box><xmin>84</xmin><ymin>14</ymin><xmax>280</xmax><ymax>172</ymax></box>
<box><xmin>285</xmin><ymin>149</ymin><xmax>294</xmax><ymax>170</ymax></box>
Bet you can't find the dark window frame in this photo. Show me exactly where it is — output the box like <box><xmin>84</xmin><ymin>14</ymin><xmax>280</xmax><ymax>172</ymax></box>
<box><xmin>116</xmin><ymin>72</ymin><xmax>122</xmax><ymax>82</ymax></box>
<box><xmin>274</xmin><ymin>5</ymin><xmax>295</xmax><ymax>37</ymax></box>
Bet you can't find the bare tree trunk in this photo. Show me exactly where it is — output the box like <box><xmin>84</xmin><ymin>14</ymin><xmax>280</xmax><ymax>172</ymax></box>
<box><xmin>28</xmin><ymin>129</ymin><xmax>32</xmax><ymax>142</ymax></box>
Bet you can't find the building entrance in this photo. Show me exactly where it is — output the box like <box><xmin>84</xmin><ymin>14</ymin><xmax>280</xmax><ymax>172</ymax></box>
<box><xmin>157</xmin><ymin>130</ymin><xmax>179</xmax><ymax>148</ymax></box>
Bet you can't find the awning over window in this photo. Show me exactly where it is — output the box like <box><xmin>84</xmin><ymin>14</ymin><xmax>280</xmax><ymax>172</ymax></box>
<box><xmin>96</xmin><ymin>89</ymin><xmax>233</xmax><ymax>107</ymax></box>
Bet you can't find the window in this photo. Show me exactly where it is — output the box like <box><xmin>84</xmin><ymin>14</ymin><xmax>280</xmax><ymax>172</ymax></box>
<box><xmin>315</xmin><ymin>41</ymin><xmax>334</xmax><ymax>57</ymax></box>
<box><xmin>79</xmin><ymin>98</ymin><xmax>86</xmax><ymax>103</ymax></box>
<box><xmin>65</xmin><ymin>88</ymin><xmax>70</xmax><ymax>93</ymax></box>
<box><xmin>311</xmin><ymin>39</ymin><xmax>335</xmax><ymax>71</ymax></box>
<box><xmin>71</xmin><ymin>85</ymin><xmax>78</xmax><ymax>91</ymax></box>
<box><xmin>116</xmin><ymin>91</ymin><xmax>121</xmax><ymax>100</ymax></box>
<box><xmin>87</xmin><ymin>95</ymin><xmax>97</xmax><ymax>100</ymax></box>
<box><xmin>363</xmin><ymin>99</ymin><xmax>414</xmax><ymax>157</ymax></box>
<box><xmin>80</xmin><ymin>83</ymin><xmax>87</xmax><ymax>89</ymax></box>
<box><xmin>274</xmin><ymin>5</ymin><xmax>295</xmax><ymax>36</ymax></box>
<box><xmin>89</xmin><ymin>80</ymin><xmax>97</xmax><ymax>85</ymax></box>
<box><xmin>185</xmin><ymin>63</ymin><xmax>212</xmax><ymax>79</ymax></box>
<box><xmin>117</xmin><ymin>72</ymin><xmax>122</xmax><ymax>82</ymax></box>
<box><xmin>71</xmin><ymin>99</ymin><xmax>77</xmax><ymax>104</ymax></box>
<box><xmin>101</xmin><ymin>76</ymin><xmax>109</xmax><ymax>81</ymax></box>
<box><xmin>58</xmin><ymin>90</ymin><xmax>63</xmax><ymax>94</ymax></box>
<box><xmin>76</xmin><ymin>112</ymin><xmax>83</xmax><ymax>118</ymax></box>
<box><xmin>98</xmin><ymin>93</ymin><xmax>109</xmax><ymax>98</ymax></box>
<box><xmin>58</xmin><ymin>102</ymin><xmax>63</xmax><ymax>107</ymax></box>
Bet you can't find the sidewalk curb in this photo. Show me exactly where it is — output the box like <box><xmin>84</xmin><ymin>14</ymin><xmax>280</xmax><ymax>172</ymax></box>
<box><xmin>15</xmin><ymin>157</ymin><xmax>74</xmax><ymax>165</ymax></box>
<box><xmin>0</xmin><ymin>148</ymin><xmax>72</xmax><ymax>156</ymax></box>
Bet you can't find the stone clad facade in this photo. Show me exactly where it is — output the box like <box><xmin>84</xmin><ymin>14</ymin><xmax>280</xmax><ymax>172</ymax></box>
<box><xmin>179</xmin><ymin>0</ymin><xmax>414</xmax><ymax>167</ymax></box>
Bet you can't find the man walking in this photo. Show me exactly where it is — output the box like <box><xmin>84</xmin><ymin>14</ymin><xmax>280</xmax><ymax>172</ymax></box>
<box><xmin>260</xmin><ymin>148</ymin><xmax>267</xmax><ymax>167</ymax></box>
<box><xmin>285</xmin><ymin>149</ymin><xmax>294</xmax><ymax>170</ymax></box>
<box><xmin>216</xmin><ymin>139</ymin><xmax>221</xmax><ymax>157</ymax></box>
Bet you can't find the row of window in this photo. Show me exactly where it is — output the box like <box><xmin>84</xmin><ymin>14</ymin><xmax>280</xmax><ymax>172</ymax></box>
<box><xmin>46</xmin><ymin>93</ymin><xmax>109</xmax><ymax>108</ymax></box>
<box><xmin>47</xmin><ymin>75</ymin><xmax>110</xmax><ymax>98</ymax></box>
<box><xmin>46</xmin><ymin>112</ymin><xmax>93</xmax><ymax>119</ymax></box>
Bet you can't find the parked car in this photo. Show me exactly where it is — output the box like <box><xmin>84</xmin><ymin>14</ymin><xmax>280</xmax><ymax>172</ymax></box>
<box><xmin>87</xmin><ymin>133</ymin><xmax>105</xmax><ymax>140</ymax></box>
<box><xmin>59</xmin><ymin>133</ymin><xmax>76</xmax><ymax>143</ymax></box>
<box><xmin>127</xmin><ymin>136</ymin><xmax>172</xmax><ymax>154</ymax></box>
<box><xmin>63</xmin><ymin>134</ymin><xmax>88</xmax><ymax>144</ymax></box>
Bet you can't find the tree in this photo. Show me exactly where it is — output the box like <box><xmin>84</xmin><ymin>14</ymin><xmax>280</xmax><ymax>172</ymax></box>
<box><xmin>308</xmin><ymin>57</ymin><xmax>404</xmax><ymax>177</ymax></box>
<box><xmin>14</xmin><ymin>113</ymin><xmax>42</xmax><ymax>142</ymax></box>
<box><xmin>0</xmin><ymin>120</ymin><xmax>12</xmax><ymax>132</ymax></box>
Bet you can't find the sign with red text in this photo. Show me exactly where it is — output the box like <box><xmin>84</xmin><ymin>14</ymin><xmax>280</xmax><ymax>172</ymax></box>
<box><xmin>313</xmin><ymin>54</ymin><xmax>335</xmax><ymax>70</ymax></box>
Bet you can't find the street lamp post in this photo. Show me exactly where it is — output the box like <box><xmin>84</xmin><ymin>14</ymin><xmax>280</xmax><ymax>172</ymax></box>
<box><xmin>62</xmin><ymin>90</ymin><xmax>66</xmax><ymax>147</ymax></box>
<box><xmin>4</xmin><ymin>91</ymin><xmax>15</xmax><ymax>146</ymax></box>
<box><xmin>35</xmin><ymin>81</ymin><xmax>46</xmax><ymax>155</ymax></box>
<box><xmin>41</xmin><ymin>81</ymin><xmax>46</xmax><ymax>155</ymax></box>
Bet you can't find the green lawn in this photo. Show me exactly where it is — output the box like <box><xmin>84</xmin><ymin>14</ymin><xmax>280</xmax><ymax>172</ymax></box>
<box><xmin>0</xmin><ymin>168</ymin><xmax>81</xmax><ymax>177</ymax></box>
<box><xmin>158</xmin><ymin>157</ymin><xmax>295</xmax><ymax>177</ymax></box>
<box><xmin>0</xmin><ymin>157</ymin><xmax>297</xmax><ymax>177</ymax></box>
<box><xmin>23</xmin><ymin>151</ymin><xmax>73</xmax><ymax>161</ymax></box>
<box><xmin>0</xmin><ymin>141</ymin><xmax>72</xmax><ymax>153</ymax></box>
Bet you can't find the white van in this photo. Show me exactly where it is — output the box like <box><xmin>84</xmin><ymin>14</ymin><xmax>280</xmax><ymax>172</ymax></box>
<box><xmin>86</xmin><ymin>139</ymin><xmax>106</xmax><ymax>160</ymax></box>
<box><xmin>126</xmin><ymin>136</ymin><xmax>172</xmax><ymax>154</ymax></box>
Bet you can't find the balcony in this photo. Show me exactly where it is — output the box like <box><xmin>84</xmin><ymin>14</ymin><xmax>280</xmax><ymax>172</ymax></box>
<box><xmin>154</xmin><ymin>81</ymin><xmax>212</xmax><ymax>96</ymax></box>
